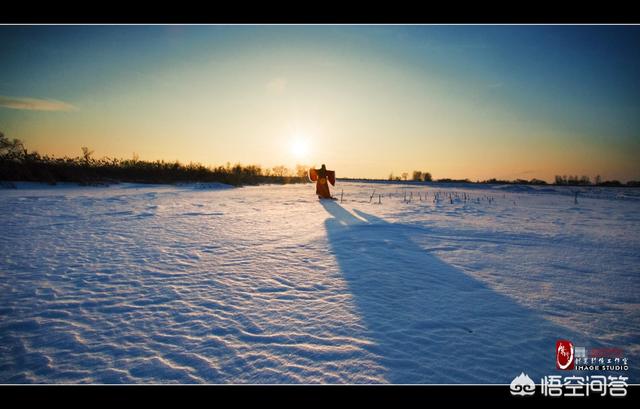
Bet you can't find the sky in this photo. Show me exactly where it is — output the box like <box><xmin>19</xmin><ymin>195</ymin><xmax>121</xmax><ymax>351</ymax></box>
<box><xmin>0</xmin><ymin>25</ymin><xmax>639</xmax><ymax>181</ymax></box>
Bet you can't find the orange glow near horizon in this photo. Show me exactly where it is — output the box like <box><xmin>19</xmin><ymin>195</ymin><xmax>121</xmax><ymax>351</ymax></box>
<box><xmin>1</xmin><ymin>26</ymin><xmax>638</xmax><ymax>182</ymax></box>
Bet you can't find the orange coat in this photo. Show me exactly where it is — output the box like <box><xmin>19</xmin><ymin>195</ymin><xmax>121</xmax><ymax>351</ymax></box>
<box><xmin>309</xmin><ymin>168</ymin><xmax>335</xmax><ymax>198</ymax></box>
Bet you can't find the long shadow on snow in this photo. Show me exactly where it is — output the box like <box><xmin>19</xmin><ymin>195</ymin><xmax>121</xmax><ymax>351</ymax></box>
<box><xmin>321</xmin><ymin>200</ymin><xmax>599</xmax><ymax>384</ymax></box>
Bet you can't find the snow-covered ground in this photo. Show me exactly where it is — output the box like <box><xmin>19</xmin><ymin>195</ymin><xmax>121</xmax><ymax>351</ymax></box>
<box><xmin>0</xmin><ymin>181</ymin><xmax>638</xmax><ymax>383</ymax></box>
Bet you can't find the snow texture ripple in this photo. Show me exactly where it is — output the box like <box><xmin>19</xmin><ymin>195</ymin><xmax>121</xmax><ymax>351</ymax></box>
<box><xmin>0</xmin><ymin>181</ymin><xmax>638</xmax><ymax>383</ymax></box>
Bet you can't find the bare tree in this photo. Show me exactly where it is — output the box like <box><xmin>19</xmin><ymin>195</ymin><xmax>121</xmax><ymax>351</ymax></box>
<box><xmin>295</xmin><ymin>164</ymin><xmax>308</xmax><ymax>178</ymax></box>
<box><xmin>81</xmin><ymin>147</ymin><xmax>94</xmax><ymax>164</ymax></box>
<box><xmin>271</xmin><ymin>165</ymin><xmax>290</xmax><ymax>177</ymax></box>
<box><xmin>0</xmin><ymin>132</ymin><xmax>26</xmax><ymax>160</ymax></box>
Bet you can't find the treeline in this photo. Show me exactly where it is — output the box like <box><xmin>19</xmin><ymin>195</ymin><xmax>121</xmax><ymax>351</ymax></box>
<box><xmin>553</xmin><ymin>174</ymin><xmax>639</xmax><ymax>187</ymax></box>
<box><xmin>388</xmin><ymin>171</ymin><xmax>433</xmax><ymax>182</ymax></box>
<box><xmin>0</xmin><ymin>132</ymin><xmax>308</xmax><ymax>186</ymax></box>
<box><xmin>376</xmin><ymin>169</ymin><xmax>640</xmax><ymax>187</ymax></box>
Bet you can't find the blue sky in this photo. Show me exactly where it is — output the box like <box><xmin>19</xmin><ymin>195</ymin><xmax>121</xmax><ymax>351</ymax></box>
<box><xmin>1</xmin><ymin>25</ymin><xmax>638</xmax><ymax>181</ymax></box>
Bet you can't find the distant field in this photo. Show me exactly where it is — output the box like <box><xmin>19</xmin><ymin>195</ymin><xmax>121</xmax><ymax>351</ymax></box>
<box><xmin>0</xmin><ymin>181</ymin><xmax>638</xmax><ymax>383</ymax></box>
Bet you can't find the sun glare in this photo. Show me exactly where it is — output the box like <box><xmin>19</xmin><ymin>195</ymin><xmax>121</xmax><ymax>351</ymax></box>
<box><xmin>290</xmin><ymin>137</ymin><xmax>310</xmax><ymax>159</ymax></box>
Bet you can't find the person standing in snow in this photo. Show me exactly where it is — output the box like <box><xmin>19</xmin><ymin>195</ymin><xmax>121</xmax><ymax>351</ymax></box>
<box><xmin>309</xmin><ymin>164</ymin><xmax>336</xmax><ymax>199</ymax></box>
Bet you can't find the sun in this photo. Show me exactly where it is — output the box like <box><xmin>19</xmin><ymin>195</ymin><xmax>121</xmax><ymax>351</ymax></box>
<box><xmin>290</xmin><ymin>136</ymin><xmax>310</xmax><ymax>159</ymax></box>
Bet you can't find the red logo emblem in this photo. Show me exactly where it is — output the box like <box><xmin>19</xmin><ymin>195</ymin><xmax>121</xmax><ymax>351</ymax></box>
<box><xmin>556</xmin><ymin>340</ymin><xmax>575</xmax><ymax>370</ymax></box>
